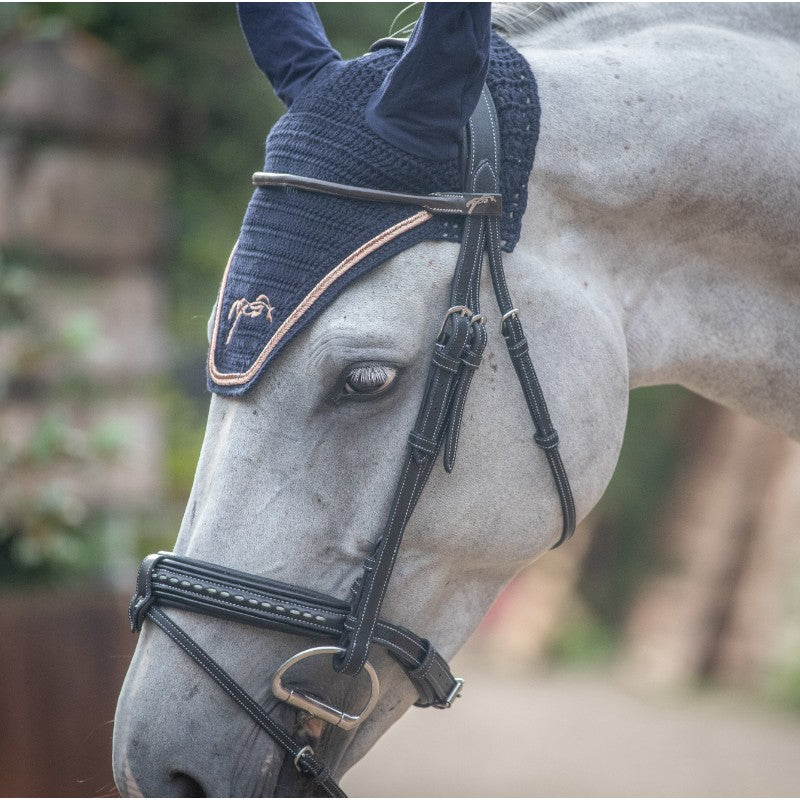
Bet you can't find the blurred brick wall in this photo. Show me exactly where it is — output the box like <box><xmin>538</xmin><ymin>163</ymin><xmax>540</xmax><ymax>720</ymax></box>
<box><xmin>0</xmin><ymin>587</ymin><xmax>136</xmax><ymax>796</ymax></box>
<box><xmin>0</xmin><ymin>31</ymin><xmax>168</xmax><ymax>515</ymax></box>
<box><xmin>0</xmin><ymin>31</ymin><xmax>169</xmax><ymax>795</ymax></box>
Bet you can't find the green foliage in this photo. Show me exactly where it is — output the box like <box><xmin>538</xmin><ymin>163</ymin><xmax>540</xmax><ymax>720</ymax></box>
<box><xmin>0</xmin><ymin>262</ymin><xmax>32</xmax><ymax>325</ymax></box>
<box><xmin>547</xmin><ymin>608</ymin><xmax>618</xmax><ymax>668</ymax></box>
<box><xmin>1</xmin><ymin>3</ymin><xmax>420</xmax><ymax>571</ymax></box>
<box><xmin>42</xmin><ymin>3</ymin><xmax>413</xmax><ymax>538</ymax></box>
<box><xmin>12</xmin><ymin>3</ymin><xmax>413</xmax><ymax>364</ymax></box>
<box><xmin>160</xmin><ymin>384</ymin><xmax>208</xmax><ymax>501</ymax></box>
<box><xmin>0</xmin><ymin>259</ymin><xmax>129</xmax><ymax>583</ymax></box>
<box><xmin>318</xmin><ymin>3</ymin><xmax>420</xmax><ymax>58</ymax></box>
<box><xmin>768</xmin><ymin>663</ymin><xmax>800</xmax><ymax>713</ymax></box>
<box><xmin>578</xmin><ymin>385</ymin><xmax>694</xmax><ymax>627</ymax></box>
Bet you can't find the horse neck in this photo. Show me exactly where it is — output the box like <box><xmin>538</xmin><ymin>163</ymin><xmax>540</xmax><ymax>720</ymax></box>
<box><xmin>515</xmin><ymin>10</ymin><xmax>800</xmax><ymax>439</ymax></box>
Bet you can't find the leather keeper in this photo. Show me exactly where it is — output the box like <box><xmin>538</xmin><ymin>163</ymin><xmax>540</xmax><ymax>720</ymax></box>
<box><xmin>408</xmin><ymin>430</ymin><xmax>439</xmax><ymax>455</ymax></box>
<box><xmin>431</xmin><ymin>348</ymin><xmax>462</xmax><ymax>374</ymax></box>
<box><xmin>129</xmin><ymin>552</ymin><xmax>165</xmax><ymax>631</ymax></box>
<box><xmin>534</xmin><ymin>429</ymin><xmax>560</xmax><ymax>450</ymax></box>
<box><xmin>460</xmin><ymin>348</ymin><xmax>483</xmax><ymax>369</ymax></box>
<box><xmin>343</xmin><ymin>614</ymin><xmax>358</xmax><ymax>632</ymax></box>
<box><xmin>507</xmin><ymin>335</ymin><xmax>529</xmax><ymax>357</ymax></box>
<box><xmin>408</xmin><ymin>637</ymin><xmax>438</xmax><ymax>681</ymax></box>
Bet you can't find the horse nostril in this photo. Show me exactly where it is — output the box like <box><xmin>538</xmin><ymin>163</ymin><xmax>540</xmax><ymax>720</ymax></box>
<box><xmin>168</xmin><ymin>771</ymin><xmax>207</xmax><ymax>797</ymax></box>
<box><xmin>296</xmin><ymin>711</ymin><xmax>327</xmax><ymax>744</ymax></box>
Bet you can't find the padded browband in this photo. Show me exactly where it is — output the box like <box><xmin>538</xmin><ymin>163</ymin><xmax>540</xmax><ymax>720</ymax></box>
<box><xmin>129</xmin><ymin>552</ymin><xmax>462</xmax><ymax>710</ymax></box>
<box><xmin>252</xmin><ymin>172</ymin><xmax>503</xmax><ymax>217</ymax></box>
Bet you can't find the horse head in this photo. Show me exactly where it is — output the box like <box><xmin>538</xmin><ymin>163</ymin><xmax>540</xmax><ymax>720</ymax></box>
<box><xmin>113</xmin><ymin>4</ymin><xmax>634</xmax><ymax>795</ymax></box>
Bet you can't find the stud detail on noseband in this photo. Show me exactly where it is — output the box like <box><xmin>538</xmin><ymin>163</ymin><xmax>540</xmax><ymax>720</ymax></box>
<box><xmin>272</xmin><ymin>645</ymin><xmax>380</xmax><ymax>731</ymax></box>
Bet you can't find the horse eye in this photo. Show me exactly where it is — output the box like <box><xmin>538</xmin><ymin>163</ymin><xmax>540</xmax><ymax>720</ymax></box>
<box><xmin>340</xmin><ymin>363</ymin><xmax>397</xmax><ymax>400</ymax></box>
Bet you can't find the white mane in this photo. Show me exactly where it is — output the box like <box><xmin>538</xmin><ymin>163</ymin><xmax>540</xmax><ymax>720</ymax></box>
<box><xmin>491</xmin><ymin>2</ymin><xmax>590</xmax><ymax>36</ymax></box>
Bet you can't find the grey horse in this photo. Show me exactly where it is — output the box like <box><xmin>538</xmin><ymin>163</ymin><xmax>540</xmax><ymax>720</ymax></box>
<box><xmin>114</xmin><ymin>3</ymin><xmax>800</xmax><ymax>796</ymax></box>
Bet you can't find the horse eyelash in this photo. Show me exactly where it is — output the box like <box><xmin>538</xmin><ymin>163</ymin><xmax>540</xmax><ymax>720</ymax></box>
<box><xmin>333</xmin><ymin>363</ymin><xmax>399</xmax><ymax>403</ymax></box>
<box><xmin>346</xmin><ymin>364</ymin><xmax>394</xmax><ymax>391</ymax></box>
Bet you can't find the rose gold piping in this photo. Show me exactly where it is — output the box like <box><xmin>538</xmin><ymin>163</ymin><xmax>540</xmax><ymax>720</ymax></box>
<box><xmin>209</xmin><ymin>211</ymin><xmax>432</xmax><ymax>385</ymax></box>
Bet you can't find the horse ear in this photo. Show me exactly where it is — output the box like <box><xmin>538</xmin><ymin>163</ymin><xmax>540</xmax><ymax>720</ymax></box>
<box><xmin>237</xmin><ymin>2</ymin><xmax>342</xmax><ymax>108</ymax></box>
<box><xmin>366</xmin><ymin>3</ymin><xmax>491</xmax><ymax>161</ymax></box>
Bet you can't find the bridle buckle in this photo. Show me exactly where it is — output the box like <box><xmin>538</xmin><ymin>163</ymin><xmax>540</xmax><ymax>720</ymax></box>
<box><xmin>435</xmin><ymin>677</ymin><xmax>464</xmax><ymax>709</ymax></box>
<box><xmin>293</xmin><ymin>744</ymin><xmax>314</xmax><ymax>772</ymax></box>
<box><xmin>499</xmin><ymin>307</ymin><xmax>520</xmax><ymax>336</ymax></box>
<box><xmin>437</xmin><ymin>305</ymin><xmax>473</xmax><ymax>341</ymax></box>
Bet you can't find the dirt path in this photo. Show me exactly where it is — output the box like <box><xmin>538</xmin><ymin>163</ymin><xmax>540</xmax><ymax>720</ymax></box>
<box><xmin>343</xmin><ymin>658</ymin><xmax>800</xmax><ymax>797</ymax></box>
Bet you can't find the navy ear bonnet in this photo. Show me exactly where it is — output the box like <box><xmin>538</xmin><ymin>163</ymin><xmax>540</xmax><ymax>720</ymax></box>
<box><xmin>208</xmin><ymin>33</ymin><xmax>540</xmax><ymax>395</ymax></box>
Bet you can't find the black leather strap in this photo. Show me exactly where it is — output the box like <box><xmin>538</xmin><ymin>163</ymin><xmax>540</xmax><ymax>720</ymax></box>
<box><xmin>486</xmin><ymin>216</ymin><xmax>576</xmax><ymax>547</ymax></box>
<box><xmin>145</xmin><ymin>606</ymin><xmax>346</xmax><ymax>797</ymax></box>
<box><xmin>336</xmin><ymin>85</ymin><xmax>575</xmax><ymax>679</ymax></box>
<box><xmin>334</xmin><ymin>89</ymin><xmax>500</xmax><ymax>676</ymax></box>
<box><xmin>129</xmin><ymin>553</ymin><xmax>462</xmax><ymax>709</ymax></box>
<box><xmin>252</xmin><ymin>172</ymin><xmax>502</xmax><ymax>217</ymax></box>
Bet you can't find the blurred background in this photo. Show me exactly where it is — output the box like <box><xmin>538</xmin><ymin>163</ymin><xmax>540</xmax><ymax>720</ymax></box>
<box><xmin>1</xmin><ymin>3</ymin><xmax>798</xmax><ymax>797</ymax></box>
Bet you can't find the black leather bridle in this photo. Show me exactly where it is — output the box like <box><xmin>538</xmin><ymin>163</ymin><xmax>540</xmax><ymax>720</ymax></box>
<box><xmin>129</xmin><ymin>85</ymin><xmax>575</xmax><ymax>797</ymax></box>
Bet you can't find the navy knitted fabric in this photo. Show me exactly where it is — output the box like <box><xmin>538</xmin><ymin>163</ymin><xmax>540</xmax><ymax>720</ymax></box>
<box><xmin>208</xmin><ymin>33</ymin><xmax>540</xmax><ymax>395</ymax></box>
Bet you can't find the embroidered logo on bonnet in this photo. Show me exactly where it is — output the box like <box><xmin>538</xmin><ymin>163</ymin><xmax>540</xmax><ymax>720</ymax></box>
<box><xmin>208</xmin><ymin>6</ymin><xmax>540</xmax><ymax>396</ymax></box>
<box><xmin>226</xmin><ymin>294</ymin><xmax>275</xmax><ymax>346</ymax></box>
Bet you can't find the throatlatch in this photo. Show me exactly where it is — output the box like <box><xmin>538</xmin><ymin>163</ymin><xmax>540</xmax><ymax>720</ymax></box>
<box><xmin>130</xmin><ymin>84</ymin><xmax>574</xmax><ymax>798</ymax></box>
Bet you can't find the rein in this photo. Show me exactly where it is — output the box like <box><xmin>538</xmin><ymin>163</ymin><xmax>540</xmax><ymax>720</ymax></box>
<box><xmin>130</xmin><ymin>84</ymin><xmax>574</xmax><ymax>797</ymax></box>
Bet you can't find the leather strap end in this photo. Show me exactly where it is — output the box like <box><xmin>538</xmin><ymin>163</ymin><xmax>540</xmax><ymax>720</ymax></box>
<box><xmin>129</xmin><ymin>552</ymin><xmax>166</xmax><ymax>631</ymax></box>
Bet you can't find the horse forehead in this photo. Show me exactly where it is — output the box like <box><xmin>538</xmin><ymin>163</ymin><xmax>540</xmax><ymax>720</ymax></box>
<box><xmin>286</xmin><ymin>240</ymin><xmax>462</xmax><ymax>356</ymax></box>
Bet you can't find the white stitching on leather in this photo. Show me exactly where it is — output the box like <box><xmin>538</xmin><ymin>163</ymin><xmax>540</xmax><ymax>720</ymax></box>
<box><xmin>150</xmin><ymin>611</ymin><xmax>298</xmax><ymax>753</ymax></box>
<box><xmin>158</xmin><ymin>573</ymin><xmax>341</xmax><ymax>618</ymax></box>
<box><xmin>482</xmin><ymin>91</ymin><xmax>500</xmax><ymax>171</ymax></box>
<box><xmin>357</xmin><ymin>463</ymin><xmax>427</xmax><ymax>664</ymax></box>
<box><xmin>340</xmin><ymin>456</ymin><xmax>416</xmax><ymax>671</ymax></box>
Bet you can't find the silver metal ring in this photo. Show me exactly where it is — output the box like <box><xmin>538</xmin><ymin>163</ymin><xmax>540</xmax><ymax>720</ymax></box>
<box><xmin>272</xmin><ymin>645</ymin><xmax>380</xmax><ymax>731</ymax></box>
<box><xmin>499</xmin><ymin>307</ymin><xmax>519</xmax><ymax>335</ymax></box>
